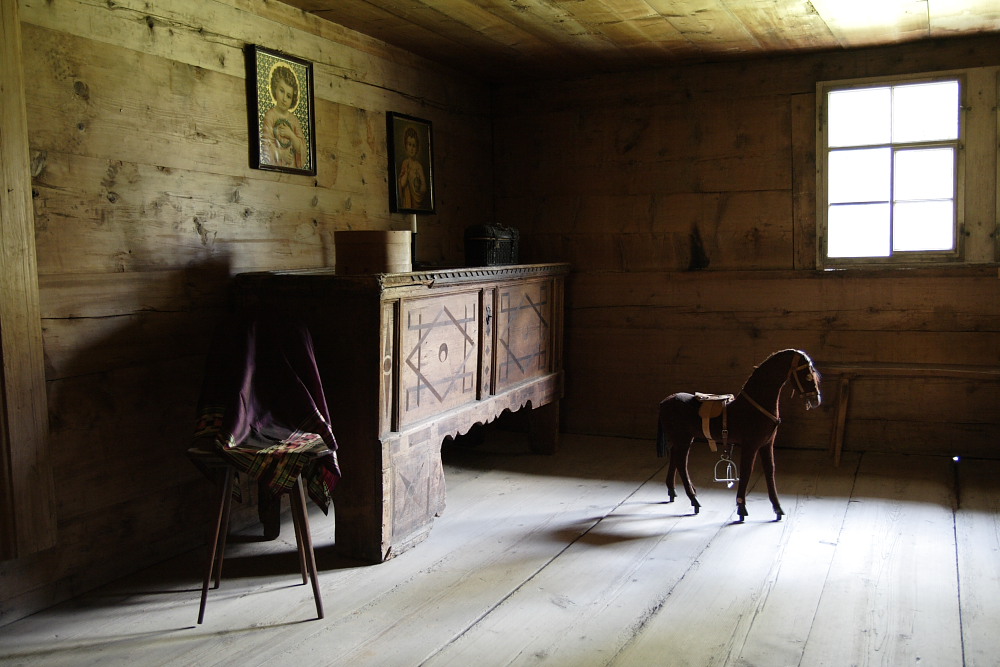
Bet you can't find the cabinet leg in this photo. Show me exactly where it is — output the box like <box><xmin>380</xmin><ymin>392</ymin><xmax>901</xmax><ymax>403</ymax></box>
<box><xmin>528</xmin><ymin>400</ymin><xmax>560</xmax><ymax>455</ymax></box>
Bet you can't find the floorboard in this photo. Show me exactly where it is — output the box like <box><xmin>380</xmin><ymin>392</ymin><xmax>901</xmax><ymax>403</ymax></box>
<box><xmin>612</xmin><ymin>449</ymin><xmax>859</xmax><ymax>667</ymax></box>
<box><xmin>798</xmin><ymin>452</ymin><xmax>962</xmax><ymax>666</ymax></box>
<box><xmin>0</xmin><ymin>434</ymin><xmax>995</xmax><ymax>667</ymax></box>
<box><xmin>955</xmin><ymin>457</ymin><xmax>1000</xmax><ymax>667</ymax></box>
<box><xmin>426</xmin><ymin>454</ymin><xmax>730</xmax><ymax>666</ymax></box>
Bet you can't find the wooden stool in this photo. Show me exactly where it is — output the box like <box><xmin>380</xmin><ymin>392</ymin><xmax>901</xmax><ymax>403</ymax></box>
<box><xmin>187</xmin><ymin>447</ymin><xmax>324</xmax><ymax>624</ymax></box>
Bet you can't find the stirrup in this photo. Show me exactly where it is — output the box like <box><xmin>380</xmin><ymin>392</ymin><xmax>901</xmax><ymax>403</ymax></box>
<box><xmin>714</xmin><ymin>457</ymin><xmax>739</xmax><ymax>488</ymax></box>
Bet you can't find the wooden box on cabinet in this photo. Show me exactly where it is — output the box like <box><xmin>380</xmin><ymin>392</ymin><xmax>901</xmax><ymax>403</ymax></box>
<box><xmin>234</xmin><ymin>263</ymin><xmax>568</xmax><ymax>563</ymax></box>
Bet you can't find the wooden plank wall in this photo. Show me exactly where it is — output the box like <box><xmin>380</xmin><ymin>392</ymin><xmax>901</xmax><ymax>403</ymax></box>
<box><xmin>494</xmin><ymin>36</ymin><xmax>1000</xmax><ymax>458</ymax></box>
<box><xmin>0</xmin><ymin>0</ymin><xmax>56</xmax><ymax>563</ymax></box>
<box><xmin>0</xmin><ymin>0</ymin><xmax>490</xmax><ymax>626</ymax></box>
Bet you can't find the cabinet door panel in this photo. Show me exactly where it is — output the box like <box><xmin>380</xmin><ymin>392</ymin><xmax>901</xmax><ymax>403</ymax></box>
<box><xmin>399</xmin><ymin>291</ymin><xmax>480</xmax><ymax>427</ymax></box>
<box><xmin>495</xmin><ymin>280</ymin><xmax>553</xmax><ymax>392</ymax></box>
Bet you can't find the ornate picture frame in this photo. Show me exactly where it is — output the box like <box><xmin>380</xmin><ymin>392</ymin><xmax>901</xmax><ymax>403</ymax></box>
<box><xmin>246</xmin><ymin>45</ymin><xmax>317</xmax><ymax>176</ymax></box>
<box><xmin>387</xmin><ymin>112</ymin><xmax>435</xmax><ymax>214</ymax></box>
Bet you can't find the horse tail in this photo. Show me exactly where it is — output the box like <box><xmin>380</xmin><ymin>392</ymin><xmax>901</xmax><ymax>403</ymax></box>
<box><xmin>656</xmin><ymin>409</ymin><xmax>668</xmax><ymax>458</ymax></box>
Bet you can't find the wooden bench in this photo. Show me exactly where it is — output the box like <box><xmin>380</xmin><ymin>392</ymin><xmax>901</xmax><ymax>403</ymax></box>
<box><xmin>817</xmin><ymin>361</ymin><xmax>1000</xmax><ymax>466</ymax></box>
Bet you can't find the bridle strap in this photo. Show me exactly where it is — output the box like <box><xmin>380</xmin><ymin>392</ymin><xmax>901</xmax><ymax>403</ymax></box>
<box><xmin>743</xmin><ymin>352</ymin><xmax>803</xmax><ymax>423</ymax></box>
<box><xmin>743</xmin><ymin>391</ymin><xmax>779</xmax><ymax>423</ymax></box>
<box><xmin>790</xmin><ymin>353</ymin><xmax>818</xmax><ymax>398</ymax></box>
<box><xmin>789</xmin><ymin>353</ymin><xmax>804</xmax><ymax>393</ymax></box>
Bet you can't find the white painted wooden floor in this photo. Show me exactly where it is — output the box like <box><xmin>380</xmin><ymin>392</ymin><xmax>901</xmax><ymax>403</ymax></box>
<box><xmin>1</xmin><ymin>432</ymin><xmax>998</xmax><ymax>667</ymax></box>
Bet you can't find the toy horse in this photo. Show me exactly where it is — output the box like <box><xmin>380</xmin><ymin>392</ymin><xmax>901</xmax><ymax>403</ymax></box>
<box><xmin>656</xmin><ymin>349</ymin><xmax>822</xmax><ymax>521</ymax></box>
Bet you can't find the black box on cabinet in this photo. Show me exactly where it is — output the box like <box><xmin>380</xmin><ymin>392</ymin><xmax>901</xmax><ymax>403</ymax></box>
<box><xmin>464</xmin><ymin>224</ymin><xmax>519</xmax><ymax>266</ymax></box>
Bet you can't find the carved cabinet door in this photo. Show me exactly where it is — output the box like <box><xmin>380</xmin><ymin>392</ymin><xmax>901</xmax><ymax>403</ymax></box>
<box><xmin>398</xmin><ymin>290</ymin><xmax>482</xmax><ymax>428</ymax></box>
<box><xmin>495</xmin><ymin>279</ymin><xmax>554</xmax><ymax>392</ymax></box>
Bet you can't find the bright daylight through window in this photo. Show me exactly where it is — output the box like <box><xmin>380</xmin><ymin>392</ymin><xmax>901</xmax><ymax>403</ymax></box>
<box><xmin>821</xmin><ymin>78</ymin><xmax>961</xmax><ymax>264</ymax></box>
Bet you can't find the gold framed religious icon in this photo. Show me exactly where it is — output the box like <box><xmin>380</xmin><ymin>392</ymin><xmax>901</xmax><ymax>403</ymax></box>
<box><xmin>246</xmin><ymin>45</ymin><xmax>317</xmax><ymax>176</ymax></box>
<box><xmin>388</xmin><ymin>112</ymin><xmax>435</xmax><ymax>214</ymax></box>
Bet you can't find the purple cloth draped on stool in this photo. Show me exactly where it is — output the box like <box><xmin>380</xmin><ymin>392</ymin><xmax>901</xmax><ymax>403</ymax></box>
<box><xmin>193</xmin><ymin>313</ymin><xmax>341</xmax><ymax>512</ymax></box>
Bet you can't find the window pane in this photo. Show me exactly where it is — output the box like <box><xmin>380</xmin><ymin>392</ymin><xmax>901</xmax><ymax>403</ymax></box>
<box><xmin>828</xmin><ymin>203</ymin><xmax>890</xmax><ymax>257</ymax></box>
<box><xmin>892</xmin><ymin>80</ymin><xmax>959</xmax><ymax>143</ymax></box>
<box><xmin>894</xmin><ymin>148</ymin><xmax>954</xmax><ymax>201</ymax></box>
<box><xmin>893</xmin><ymin>201</ymin><xmax>954</xmax><ymax>251</ymax></box>
<box><xmin>829</xmin><ymin>148</ymin><xmax>891</xmax><ymax>204</ymax></box>
<box><xmin>828</xmin><ymin>87</ymin><xmax>891</xmax><ymax>147</ymax></box>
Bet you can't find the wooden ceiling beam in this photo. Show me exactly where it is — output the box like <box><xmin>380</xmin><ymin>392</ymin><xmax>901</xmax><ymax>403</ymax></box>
<box><xmin>643</xmin><ymin>0</ymin><xmax>764</xmax><ymax>55</ymax></box>
<box><xmin>279</xmin><ymin>0</ymin><xmax>1000</xmax><ymax>80</ymax></box>
<box><xmin>722</xmin><ymin>0</ymin><xmax>838</xmax><ymax>51</ymax></box>
<box><xmin>808</xmin><ymin>0</ymin><xmax>929</xmax><ymax>48</ymax></box>
<box><xmin>929</xmin><ymin>0</ymin><xmax>1000</xmax><ymax>35</ymax></box>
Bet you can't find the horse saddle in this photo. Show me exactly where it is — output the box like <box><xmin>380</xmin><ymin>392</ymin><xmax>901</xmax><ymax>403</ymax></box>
<box><xmin>695</xmin><ymin>392</ymin><xmax>734</xmax><ymax>451</ymax></box>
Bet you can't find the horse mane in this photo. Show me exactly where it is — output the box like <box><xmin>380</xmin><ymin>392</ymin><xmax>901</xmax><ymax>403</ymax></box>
<box><xmin>741</xmin><ymin>348</ymin><xmax>821</xmax><ymax>393</ymax></box>
<box><xmin>768</xmin><ymin>348</ymin><xmax>818</xmax><ymax>371</ymax></box>
<box><xmin>769</xmin><ymin>348</ymin><xmax>810</xmax><ymax>362</ymax></box>
<box><xmin>781</xmin><ymin>348</ymin><xmax>821</xmax><ymax>383</ymax></box>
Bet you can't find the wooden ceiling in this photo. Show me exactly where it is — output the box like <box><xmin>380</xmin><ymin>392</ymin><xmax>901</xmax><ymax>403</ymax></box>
<box><xmin>280</xmin><ymin>0</ymin><xmax>1000</xmax><ymax>81</ymax></box>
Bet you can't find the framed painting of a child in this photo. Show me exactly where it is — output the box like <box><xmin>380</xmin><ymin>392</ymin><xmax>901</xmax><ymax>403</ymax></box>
<box><xmin>388</xmin><ymin>112</ymin><xmax>435</xmax><ymax>214</ymax></box>
<box><xmin>246</xmin><ymin>45</ymin><xmax>316</xmax><ymax>176</ymax></box>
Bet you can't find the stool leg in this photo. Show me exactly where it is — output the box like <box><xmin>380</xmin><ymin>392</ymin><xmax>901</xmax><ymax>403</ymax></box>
<box><xmin>290</xmin><ymin>477</ymin><xmax>324</xmax><ymax>619</ymax></box>
<box><xmin>212</xmin><ymin>474</ymin><xmax>234</xmax><ymax>589</ymax></box>
<box><xmin>290</xmin><ymin>493</ymin><xmax>308</xmax><ymax>584</ymax></box>
<box><xmin>198</xmin><ymin>467</ymin><xmax>233</xmax><ymax>624</ymax></box>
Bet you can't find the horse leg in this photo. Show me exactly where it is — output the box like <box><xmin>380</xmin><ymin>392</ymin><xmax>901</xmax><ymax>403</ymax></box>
<box><xmin>734</xmin><ymin>445</ymin><xmax>759</xmax><ymax>522</ymax></box>
<box><xmin>759</xmin><ymin>434</ymin><xmax>784</xmax><ymax>520</ymax></box>
<box><xmin>674</xmin><ymin>441</ymin><xmax>700</xmax><ymax>514</ymax></box>
<box><xmin>658</xmin><ymin>419</ymin><xmax>677</xmax><ymax>503</ymax></box>
<box><xmin>659</xmin><ymin>395</ymin><xmax>701</xmax><ymax>514</ymax></box>
<box><xmin>665</xmin><ymin>456</ymin><xmax>677</xmax><ymax>503</ymax></box>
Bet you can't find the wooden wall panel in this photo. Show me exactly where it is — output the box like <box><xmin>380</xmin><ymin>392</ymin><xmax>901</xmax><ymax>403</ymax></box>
<box><xmin>509</xmin><ymin>193</ymin><xmax>795</xmax><ymax>271</ymax></box>
<box><xmin>495</xmin><ymin>38</ymin><xmax>1000</xmax><ymax>458</ymax></box>
<box><xmin>790</xmin><ymin>92</ymin><xmax>817</xmax><ymax>270</ymax></box>
<box><xmin>0</xmin><ymin>0</ymin><xmax>56</xmax><ymax>563</ymax></box>
<box><xmin>1</xmin><ymin>0</ymin><xmax>490</xmax><ymax>627</ymax></box>
<box><xmin>559</xmin><ymin>270</ymin><xmax>1000</xmax><ymax>451</ymax></box>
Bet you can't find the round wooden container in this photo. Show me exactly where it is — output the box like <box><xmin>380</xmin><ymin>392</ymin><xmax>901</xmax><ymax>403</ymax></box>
<box><xmin>334</xmin><ymin>230</ymin><xmax>412</xmax><ymax>274</ymax></box>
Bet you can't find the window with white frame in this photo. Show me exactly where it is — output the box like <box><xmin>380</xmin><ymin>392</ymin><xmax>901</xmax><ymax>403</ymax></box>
<box><xmin>818</xmin><ymin>76</ymin><xmax>963</xmax><ymax>265</ymax></box>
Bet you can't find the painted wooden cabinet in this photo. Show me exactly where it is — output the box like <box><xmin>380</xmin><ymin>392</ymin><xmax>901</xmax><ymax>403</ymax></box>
<box><xmin>234</xmin><ymin>263</ymin><xmax>568</xmax><ymax>562</ymax></box>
